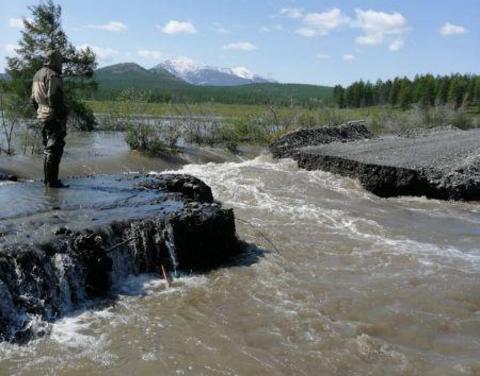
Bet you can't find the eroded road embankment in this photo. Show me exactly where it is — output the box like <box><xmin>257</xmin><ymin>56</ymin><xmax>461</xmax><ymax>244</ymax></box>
<box><xmin>271</xmin><ymin>123</ymin><xmax>480</xmax><ymax>200</ymax></box>
<box><xmin>0</xmin><ymin>174</ymin><xmax>240</xmax><ymax>342</ymax></box>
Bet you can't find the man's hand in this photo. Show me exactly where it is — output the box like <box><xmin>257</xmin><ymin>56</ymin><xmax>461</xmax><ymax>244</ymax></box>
<box><xmin>31</xmin><ymin>96</ymin><xmax>38</xmax><ymax>111</ymax></box>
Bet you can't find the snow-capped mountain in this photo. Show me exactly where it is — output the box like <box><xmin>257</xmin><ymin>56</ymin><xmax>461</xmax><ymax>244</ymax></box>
<box><xmin>151</xmin><ymin>57</ymin><xmax>275</xmax><ymax>86</ymax></box>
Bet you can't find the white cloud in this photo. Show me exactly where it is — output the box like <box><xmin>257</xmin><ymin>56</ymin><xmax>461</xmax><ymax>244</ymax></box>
<box><xmin>9</xmin><ymin>18</ymin><xmax>23</xmax><ymax>28</ymax></box>
<box><xmin>212</xmin><ymin>22</ymin><xmax>228</xmax><ymax>33</ymax></box>
<box><xmin>77</xmin><ymin>44</ymin><xmax>119</xmax><ymax>63</ymax></box>
<box><xmin>86</xmin><ymin>21</ymin><xmax>127</xmax><ymax>32</ymax></box>
<box><xmin>343</xmin><ymin>54</ymin><xmax>355</xmax><ymax>61</ymax></box>
<box><xmin>352</xmin><ymin>9</ymin><xmax>408</xmax><ymax>51</ymax></box>
<box><xmin>388</xmin><ymin>39</ymin><xmax>404</xmax><ymax>51</ymax></box>
<box><xmin>8</xmin><ymin>17</ymin><xmax>32</xmax><ymax>28</ymax></box>
<box><xmin>280</xmin><ymin>7</ymin><xmax>303</xmax><ymax>19</ymax></box>
<box><xmin>260</xmin><ymin>24</ymin><xmax>284</xmax><ymax>33</ymax></box>
<box><xmin>5</xmin><ymin>44</ymin><xmax>19</xmax><ymax>55</ymax></box>
<box><xmin>317</xmin><ymin>53</ymin><xmax>331</xmax><ymax>60</ymax></box>
<box><xmin>137</xmin><ymin>49</ymin><xmax>163</xmax><ymax>60</ymax></box>
<box><xmin>295</xmin><ymin>28</ymin><xmax>317</xmax><ymax>37</ymax></box>
<box><xmin>160</xmin><ymin>20</ymin><xmax>196</xmax><ymax>34</ymax></box>
<box><xmin>440</xmin><ymin>22</ymin><xmax>467</xmax><ymax>36</ymax></box>
<box><xmin>296</xmin><ymin>8</ymin><xmax>350</xmax><ymax>37</ymax></box>
<box><xmin>223</xmin><ymin>42</ymin><xmax>258</xmax><ymax>51</ymax></box>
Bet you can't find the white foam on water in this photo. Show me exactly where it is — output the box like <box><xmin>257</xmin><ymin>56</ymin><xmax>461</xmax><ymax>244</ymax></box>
<box><xmin>153</xmin><ymin>155</ymin><xmax>480</xmax><ymax>273</ymax></box>
<box><xmin>44</xmin><ymin>273</ymin><xmax>209</xmax><ymax>351</ymax></box>
<box><xmin>0</xmin><ymin>270</ymin><xmax>212</xmax><ymax>372</ymax></box>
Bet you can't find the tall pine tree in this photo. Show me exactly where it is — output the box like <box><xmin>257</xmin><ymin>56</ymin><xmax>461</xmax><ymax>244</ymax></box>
<box><xmin>6</xmin><ymin>0</ymin><xmax>97</xmax><ymax>130</ymax></box>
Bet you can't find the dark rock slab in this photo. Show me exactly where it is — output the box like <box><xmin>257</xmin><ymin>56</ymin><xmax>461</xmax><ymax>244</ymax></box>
<box><xmin>272</xmin><ymin>124</ymin><xmax>480</xmax><ymax>200</ymax></box>
<box><xmin>270</xmin><ymin>121</ymin><xmax>373</xmax><ymax>158</ymax></box>
<box><xmin>0</xmin><ymin>173</ymin><xmax>240</xmax><ymax>342</ymax></box>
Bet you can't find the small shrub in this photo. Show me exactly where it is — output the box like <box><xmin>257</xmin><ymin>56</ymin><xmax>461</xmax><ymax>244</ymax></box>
<box><xmin>125</xmin><ymin>122</ymin><xmax>166</xmax><ymax>154</ymax></box>
<box><xmin>160</xmin><ymin>119</ymin><xmax>182</xmax><ymax>149</ymax></box>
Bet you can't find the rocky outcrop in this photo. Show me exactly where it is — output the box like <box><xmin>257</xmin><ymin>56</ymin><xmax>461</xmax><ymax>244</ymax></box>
<box><xmin>272</xmin><ymin>124</ymin><xmax>480</xmax><ymax>201</ymax></box>
<box><xmin>0</xmin><ymin>174</ymin><xmax>240</xmax><ymax>342</ymax></box>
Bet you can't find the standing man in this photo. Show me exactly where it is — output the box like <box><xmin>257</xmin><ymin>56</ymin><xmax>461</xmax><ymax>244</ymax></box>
<box><xmin>31</xmin><ymin>49</ymin><xmax>69</xmax><ymax>188</ymax></box>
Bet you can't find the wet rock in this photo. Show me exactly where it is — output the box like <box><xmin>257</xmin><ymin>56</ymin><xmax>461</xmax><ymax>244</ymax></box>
<box><xmin>272</xmin><ymin>124</ymin><xmax>480</xmax><ymax>201</ymax></box>
<box><xmin>140</xmin><ymin>173</ymin><xmax>214</xmax><ymax>203</ymax></box>
<box><xmin>165</xmin><ymin>203</ymin><xmax>238</xmax><ymax>271</ymax></box>
<box><xmin>0</xmin><ymin>174</ymin><xmax>240</xmax><ymax>342</ymax></box>
<box><xmin>54</xmin><ymin>227</ymin><xmax>72</xmax><ymax>236</ymax></box>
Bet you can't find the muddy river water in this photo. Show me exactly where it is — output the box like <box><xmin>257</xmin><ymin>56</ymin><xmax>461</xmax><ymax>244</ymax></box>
<box><xmin>0</xmin><ymin>132</ymin><xmax>479</xmax><ymax>375</ymax></box>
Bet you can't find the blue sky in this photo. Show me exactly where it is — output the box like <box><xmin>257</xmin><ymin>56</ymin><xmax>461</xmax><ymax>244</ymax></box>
<box><xmin>1</xmin><ymin>0</ymin><xmax>479</xmax><ymax>86</ymax></box>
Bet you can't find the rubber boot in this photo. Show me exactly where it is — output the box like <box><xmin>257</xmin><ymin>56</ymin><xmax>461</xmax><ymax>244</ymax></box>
<box><xmin>45</xmin><ymin>160</ymin><xmax>69</xmax><ymax>188</ymax></box>
<box><xmin>43</xmin><ymin>157</ymin><xmax>48</xmax><ymax>186</ymax></box>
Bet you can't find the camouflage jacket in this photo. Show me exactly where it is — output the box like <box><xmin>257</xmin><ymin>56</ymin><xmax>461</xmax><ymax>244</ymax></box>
<box><xmin>31</xmin><ymin>67</ymin><xmax>66</xmax><ymax>121</ymax></box>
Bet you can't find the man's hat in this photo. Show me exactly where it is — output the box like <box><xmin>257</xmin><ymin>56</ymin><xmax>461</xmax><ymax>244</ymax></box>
<box><xmin>44</xmin><ymin>49</ymin><xmax>63</xmax><ymax>65</ymax></box>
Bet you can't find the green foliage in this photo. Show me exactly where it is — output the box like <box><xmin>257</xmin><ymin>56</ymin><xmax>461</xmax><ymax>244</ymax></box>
<box><xmin>335</xmin><ymin>74</ymin><xmax>479</xmax><ymax>111</ymax></box>
<box><xmin>474</xmin><ymin>77</ymin><xmax>480</xmax><ymax>111</ymax></box>
<box><xmin>0</xmin><ymin>89</ymin><xmax>20</xmax><ymax>155</ymax></box>
<box><xmin>202</xmin><ymin>117</ymin><xmax>272</xmax><ymax>153</ymax></box>
<box><xmin>5</xmin><ymin>0</ymin><xmax>97</xmax><ymax>130</ymax></box>
<box><xmin>125</xmin><ymin>123</ymin><xmax>166</xmax><ymax>154</ymax></box>
<box><xmin>333</xmin><ymin>85</ymin><xmax>345</xmax><ymax>108</ymax></box>
<box><xmin>398</xmin><ymin>79</ymin><xmax>413</xmax><ymax>110</ymax></box>
<box><xmin>448</xmin><ymin>75</ymin><xmax>470</xmax><ymax>109</ymax></box>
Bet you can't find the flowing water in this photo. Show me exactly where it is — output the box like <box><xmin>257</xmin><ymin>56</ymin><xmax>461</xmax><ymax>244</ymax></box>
<box><xmin>1</xmin><ymin>135</ymin><xmax>480</xmax><ymax>375</ymax></box>
<box><xmin>0</xmin><ymin>131</ymin><xmax>258</xmax><ymax>179</ymax></box>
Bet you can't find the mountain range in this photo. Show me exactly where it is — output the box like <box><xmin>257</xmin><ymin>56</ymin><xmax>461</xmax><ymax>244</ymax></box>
<box><xmin>93</xmin><ymin>62</ymin><xmax>333</xmax><ymax>106</ymax></box>
<box><xmin>94</xmin><ymin>62</ymin><xmax>185</xmax><ymax>90</ymax></box>
<box><xmin>155</xmin><ymin>58</ymin><xmax>274</xmax><ymax>86</ymax></box>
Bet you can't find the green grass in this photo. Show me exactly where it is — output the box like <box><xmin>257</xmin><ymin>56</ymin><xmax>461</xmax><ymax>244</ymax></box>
<box><xmin>86</xmin><ymin>100</ymin><xmax>393</xmax><ymax>121</ymax></box>
<box><xmin>86</xmin><ymin>100</ymin><xmax>480</xmax><ymax>129</ymax></box>
<box><xmin>86</xmin><ymin>100</ymin><xmax>268</xmax><ymax>118</ymax></box>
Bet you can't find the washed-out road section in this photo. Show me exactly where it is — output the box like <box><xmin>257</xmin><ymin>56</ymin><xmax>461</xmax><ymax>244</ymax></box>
<box><xmin>271</xmin><ymin>123</ymin><xmax>480</xmax><ymax>200</ymax></box>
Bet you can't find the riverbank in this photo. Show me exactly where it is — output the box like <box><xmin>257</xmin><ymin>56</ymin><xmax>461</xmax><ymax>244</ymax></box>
<box><xmin>272</xmin><ymin>123</ymin><xmax>480</xmax><ymax>200</ymax></box>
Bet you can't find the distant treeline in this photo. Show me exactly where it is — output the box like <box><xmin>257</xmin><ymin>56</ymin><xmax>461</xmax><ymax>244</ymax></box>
<box><xmin>333</xmin><ymin>74</ymin><xmax>480</xmax><ymax>110</ymax></box>
<box><xmin>90</xmin><ymin>83</ymin><xmax>334</xmax><ymax>108</ymax></box>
